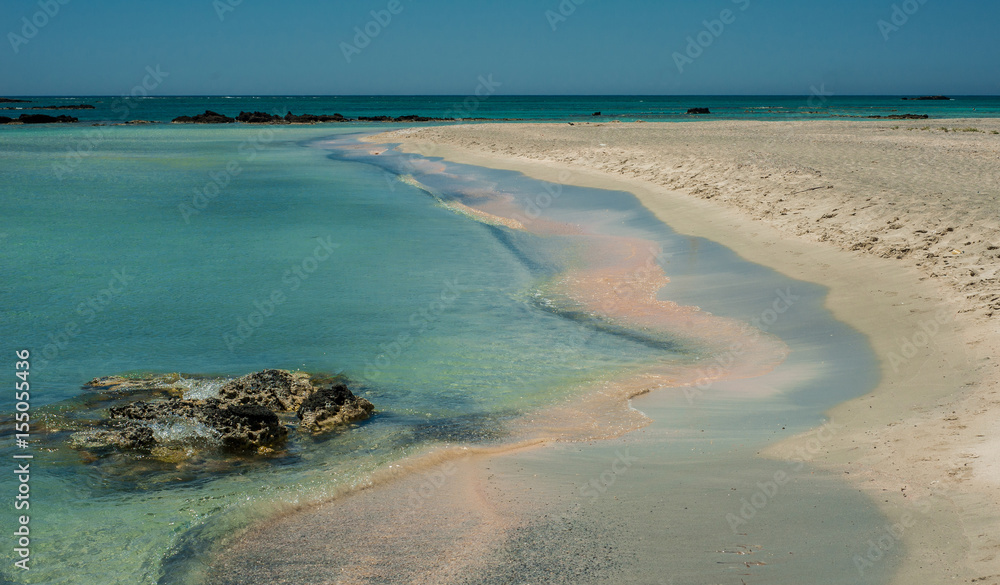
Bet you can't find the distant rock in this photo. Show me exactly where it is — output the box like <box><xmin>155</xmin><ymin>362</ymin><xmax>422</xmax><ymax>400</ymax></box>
<box><xmin>0</xmin><ymin>98</ymin><xmax>30</xmax><ymax>103</ymax></box>
<box><xmin>32</xmin><ymin>104</ymin><xmax>95</xmax><ymax>110</ymax></box>
<box><xmin>0</xmin><ymin>116</ymin><xmax>12</xmax><ymax>124</ymax></box>
<box><xmin>901</xmin><ymin>96</ymin><xmax>951</xmax><ymax>101</ymax></box>
<box><xmin>284</xmin><ymin>112</ymin><xmax>348</xmax><ymax>123</ymax></box>
<box><xmin>17</xmin><ymin>114</ymin><xmax>78</xmax><ymax>124</ymax></box>
<box><xmin>592</xmin><ymin>112</ymin><xmax>602</xmax><ymax>116</ymax></box>
<box><xmin>357</xmin><ymin>114</ymin><xmax>455</xmax><ymax>122</ymax></box>
<box><xmin>687</xmin><ymin>108</ymin><xmax>711</xmax><ymax>115</ymax></box>
<box><xmin>866</xmin><ymin>114</ymin><xmax>930</xmax><ymax>120</ymax></box>
<box><xmin>236</xmin><ymin>111</ymin><xmax>284</xmax><ymax>124</ymax></box>
<box><xmin>172</xmin><ymin>110</ymin><xmax>235</xmax><ymax>124</ymax></box>
<box><xmin>112</xmin><ymin>120</ymin><xmax>156</xmax><ymax>126</ymax></box>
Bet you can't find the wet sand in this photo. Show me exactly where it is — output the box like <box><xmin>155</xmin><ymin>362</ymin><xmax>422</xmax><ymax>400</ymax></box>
<box><xmin>368</xmin><ymin>120</ymin><xmax>1000</xmax><ymax>583</ymax></box>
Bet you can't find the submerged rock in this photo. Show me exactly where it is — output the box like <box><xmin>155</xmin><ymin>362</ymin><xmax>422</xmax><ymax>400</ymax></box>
<box><xmin>687</xmin><ymin>108</ymin><xmax>711</xmax><ymax>115</ymax></box>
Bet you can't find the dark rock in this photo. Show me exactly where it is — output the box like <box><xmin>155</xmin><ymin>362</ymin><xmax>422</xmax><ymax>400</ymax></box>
<box><xmin>218</xmin><ymin>369</ymin><xmax>314</xmax><ymax>411</ymax></box>
<box><xmin>0</xmin><ymin>98</ymin><xmax>30</xmax><ymax>103</ymax></box>
<box><xmin>71</xmin><ymin>421</ymin><xmax>156</xmax><ymax>451</ymax></box>
<box><xmin>68</xmin><ymin>369</ymin><xmax>374</xmax><ymax>460</ymax></box>
<box><xmin>357</xmin><ymin>114</ymin><xmax>455</xmax><ymax>123</ymax></box>
<box><xmin>687</xmin><ymin>108</ymin><xmax>711</xmax><ymax>115</ymax></box>
<box><xmin>901</xmin><ymin>96</ymin><xmax>951</xmax><ymax>101</ymax></box>
<box><xmin>237</xmin><ymin>111</ymin><xmax>285</xmax><ymax>124</ymax></box>
<box><xmin>0</xmin><ymin>116</ymin><xmax>12</xmax><ymax>124</ymax></box>
<box><xmin>32</xmin><ymin>104</ymin><xmax>95</xmax><ymax>110</ymax></box>
<box><xmin>283</xmin><ymin>111</ymin><xmax>348</xmax><ymax>124</ymax></box>
<box><xmin>297</xmin><ymin>383</ymin><xmax>375</xmax><ymax>432</ymax></box>
<box><xmin>205</xmin><ymin>404</ymin><xmax>287</xmax><ymax>451</ymax></box>
<box><xmin>18</xmin><ymin>114</ymin><xmax>78</xmax><ymax>124</ymax></box>
<box><xmin>592</xmin><ymin>112</ymin><xmax>601</xmax><ymax>116</ymax></box>
<box><xmin>172</xmin><ymin>110</ymin><xmax>235</xmax><ymax>124</ymax></box>
<box><xmin>865</xmin><ymin>114</ymin><xmax>930</xmax><ymax>120</ymax></box>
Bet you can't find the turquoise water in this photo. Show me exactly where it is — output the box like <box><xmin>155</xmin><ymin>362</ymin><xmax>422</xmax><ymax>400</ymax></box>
<box><xmin>4</xmin><ymin>95</ymin><xmax>1000</xmax><ymax>124</ymax></box>
<box><xmin>0</xmin><ymin>123</ymin><xmax>888</xmax><ymax>584</ymax></box>
<box><xmin>0</xmin><ymin>125</ymin><xmax>681</xmax><ymax>584</ymax></box>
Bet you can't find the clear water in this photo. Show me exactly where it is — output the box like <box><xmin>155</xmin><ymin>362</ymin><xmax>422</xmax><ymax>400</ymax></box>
<box><xmin>0</xmin><ymin>122</ymin><xmax>888</xmax><ymax>584</ymax></box>
<box><xmin>3</xmin><ymin>94</ymin><xmax>999</xmax><ymax>124</ymax></box>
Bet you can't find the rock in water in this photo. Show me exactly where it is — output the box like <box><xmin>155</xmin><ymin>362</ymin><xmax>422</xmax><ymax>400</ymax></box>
<box><xmin>297</xmin><ymin>383</ymin><xmax>375</xmax><ymax>432</ymax></box>
<box><xmin>687</xmin><ymin>108</ymin><xmax>711</xmax><ymax>114</ymax></box>
<box><xmin>218</xmin><ymin>369</ymin><xmax>315</xmax><ymax>411</ymax></box>
<box><xmin>171</xmin><ymin>110</ymin><xmax>236</xmax><ymax>124</ymax></box>
<box><xmin>68</xmin><ymin>369</ymin><xmax>374</xmax><ymax>460</ymax></box>
<box><xmin>206</xmin><ymin>404</ymin><xmax>288</xmax><ymax>451</ymax></box>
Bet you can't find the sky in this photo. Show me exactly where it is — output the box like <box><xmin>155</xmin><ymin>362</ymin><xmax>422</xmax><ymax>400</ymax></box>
<box><xmin>2</xmin><ymin>0</ymin><xmax>998</xmax><ymax>96</ymax></box>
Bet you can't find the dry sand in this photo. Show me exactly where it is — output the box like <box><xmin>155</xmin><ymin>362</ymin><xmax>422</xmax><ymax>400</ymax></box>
<box><xmin>366</xmin><ymin>119</ymin><xmax>1000</xmax><ymax>584</ymax></box>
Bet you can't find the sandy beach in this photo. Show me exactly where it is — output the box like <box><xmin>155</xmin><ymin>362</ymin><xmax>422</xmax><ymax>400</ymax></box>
<box><xmin>363</xmin><ymin>120</ymin><xmax>1000</xmax><ymax>583</ymax></box>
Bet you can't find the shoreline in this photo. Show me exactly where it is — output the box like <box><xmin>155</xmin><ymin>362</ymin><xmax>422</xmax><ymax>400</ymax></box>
<box><xmin>371</xmin><ymin>120</ymin><xmax>1000</xmax><ymax>583</ymax></box>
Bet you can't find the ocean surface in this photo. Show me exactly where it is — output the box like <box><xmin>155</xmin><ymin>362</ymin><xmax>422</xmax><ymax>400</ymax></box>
<box><xmin>1</xmin><ymin>116</ymin><xmax>896</xmax><ymax>584</ymax></box>
<box><xmin>3</xmin><ymin>94</ymin><xmax>1000</xmax><ymax>124</ymax></box>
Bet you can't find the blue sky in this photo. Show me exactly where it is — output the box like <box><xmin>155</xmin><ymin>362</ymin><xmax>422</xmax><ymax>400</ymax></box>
<box><xmin>2</xmin><ymin>0</ymin><xmax>998</xmax><ymax>95</ymax></box>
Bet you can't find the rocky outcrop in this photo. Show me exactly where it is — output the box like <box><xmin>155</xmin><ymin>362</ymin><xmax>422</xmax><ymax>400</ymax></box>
<box><xmin>902</xmin><ymin>96</ymin><xmax>951</xmax><ymax>101</ymax></box>
<box><xmin>0</xmin><ymin>116</ymin><xmax>12</xmax><ymax>124</ymax></box>
<box><xmin>11</xmin><ymin>114</ymin><xmax>79</xmax><ymax>124</ymax></box>
<box><xmin>687</xmin><ymin>108</ymin><xmax>711</xmax><ymax>115</ymax></box>
<box><xmin>172</xmin><ymin>110</ymin><xmax>235</xmax><ymax>124</ymax></box>
<box><xmin>32</xmin><ymin>104</ymin><xmax>95</xmax><ymax>110</ymax></box>
<box><xmin>218</xmin><ymin>369</ymin><xmax>314</xmax><ymax>411</ymax></box>
<box><xmin>70</xmin><ymin>370</ymin><xmax>374</xmax><ymax>457</ymax></box>
<box><xmin>357</xmin><ymin>114</ymin><xmax>456</xmax><ymax>122</ymax></box>
<box><xmin>297</xmin><ymin>382</ymin><xmax>375</xmax><ymax>432</ymax></box>
<box><xmin>284</xmin><ymin>112</ymin><xmax>348</xmax><ymax>123</ymax></box>
<box><xmin>0</xmin><ymin>98</ymin><xmax>30</xmax><ymax>103</ymax></box>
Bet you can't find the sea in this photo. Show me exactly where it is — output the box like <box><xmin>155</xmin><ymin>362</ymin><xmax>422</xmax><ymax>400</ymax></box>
<box><xmin>2</xmin><ymin>94</ymin><xmax>999</xmax><ymax>124</ymax></box>
<box><xmin>1</xmin><ymin>95</ymin><xmax>985</xmax><ymax>584</ymax></box>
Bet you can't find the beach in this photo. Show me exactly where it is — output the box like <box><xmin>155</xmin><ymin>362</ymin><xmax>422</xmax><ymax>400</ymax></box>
<box><xmin>362</xmin><ymin>119</ymin><xmax>1000</xmax><ymax>583</ymax></box>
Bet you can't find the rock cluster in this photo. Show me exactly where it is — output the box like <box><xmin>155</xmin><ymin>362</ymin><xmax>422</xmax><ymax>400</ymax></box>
<box><xmin>70</xmin><ymin>369</ymin><xmax>374</xmax><ymax>455</ymax></box>
<box><xmin>0</xmin><ymin>114</ymin><xmax>79</xmax><ymax>124</ymax></box>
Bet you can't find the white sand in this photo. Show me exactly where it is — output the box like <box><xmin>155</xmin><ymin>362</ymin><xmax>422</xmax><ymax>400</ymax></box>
<box><xmin>370</xmin><ymin>119</ymin><xmax>1000</xmax><ymax>583</ymax></box>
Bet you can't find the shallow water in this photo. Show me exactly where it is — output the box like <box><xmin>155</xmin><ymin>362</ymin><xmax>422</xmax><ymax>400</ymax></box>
<box><xmin>1</xmin><ymin>124</ymin><xmax>890</xmax><ymax>584</ymax></box>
